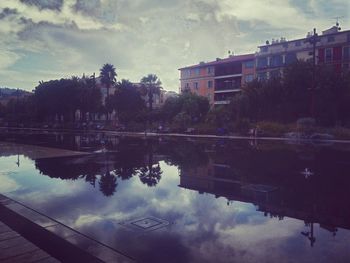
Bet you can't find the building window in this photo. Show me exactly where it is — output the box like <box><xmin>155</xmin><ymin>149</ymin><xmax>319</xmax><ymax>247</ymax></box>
<box><xmin>270</xmin><ymin>70</ymin><xmax>281</xmax><ymax>78</ymax></box>
<box><xmin>185</xmin><ymin>83</ymin><xmax>190</xmax><ymax>89</ymax></box>
<box><xmin>282</xmin><ymin>42</ymin><xmax>288</xmax><ymax>48</ymax></box>
<box><xmin>257</xmin><ymin>72</ymin><xmax>267</xmax><ymax>81</ymax></box>
<box><xmin>208</xmin><ymin>80</ymin><xmax>213</xmax><ymax>88</ymax></box>
<box><xmin>261</xmin><ymin>46</ymin><xmax>268</xmax><ymax>52</ymax></box>
<box><xmin>194</xmin><ymin>68</ymin><xmax>200</xmax><ymax>76</ymax></box>
<box><xmin>244</xmin><ymin>60</ymin><xmax>254</xmax><ymax>68</ymax></box>
<box><xmin>285</xmin><ymin>52</ymin><xmax>297</xmax><ymax>65</ymax></box>
<box><xmin>207</xmin><ymin>67</ymin><xmax>213</xmax><ymax>74</ymax></box>
<box><xmin>245</xmin><ymin>74</ymin><xmax>254</xmax><ymax>83</ymax></box>
<box><xmin>257</xmin><ymin>57</ymin><xmax>268</xmax><ymax>69</ymax></box>
<box><xmin>295</xmin><ymin>41</ymin><xmax>301</xmax><ymax>47</ymax></box>
<box><xmin>328</xmin><ymin>36</ymin><xmax>335</xmax><ymax>42</ymax></box>
<box><xmin>343</xmin><ymin>46</ymin><xmax>350</xmax><ymax>60</ymax></box>
<box><xmin>194</xmin><ymin>82</ymin><xmax>198</xmax><ymax>89</ymax></box>
<box><xmin>270</xmin><ymin>55</ymin><xmax>283</xmax><ymax>67</ymax></box>
<box><xmin>325</xmin><ymin>48</ymin><xmax>332</xmax><ymax>62</ymax></box>
<box><xmin>187</xmin><ymin>70</ymin><xmax>191</xmax><ymax>77</ymax></box>
<box><xmin>347</xmin><ymin>33</ymin><xmax>350</xmax><ymax>42</ymax></box>
<box><xmin>207</xmin><ymin>93</ymin><xmax>211</xmax><ymax>101</ymax></box>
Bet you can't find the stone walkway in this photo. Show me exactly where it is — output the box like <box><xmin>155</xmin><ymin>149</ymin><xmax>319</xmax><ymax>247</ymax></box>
<box><xmin>0</xmin><ymin>194</ymin><xmax>134</xmax><ymax>263</ymax></box>
<box><xmin>0</xmin><ymin>220</ymin><xmax>60</xmax><ymax>263</ymax></box>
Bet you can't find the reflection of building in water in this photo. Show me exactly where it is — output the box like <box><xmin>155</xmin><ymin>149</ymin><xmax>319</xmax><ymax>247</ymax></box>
<box><xmin>179</xmin><ymin>160</ymin><xmax>277</xmax><ymax>203</ymax></box>
<box><xmin>179</xmin><ymin>159</ymin><xmax>350</xmax><ymax>245</ymax></box>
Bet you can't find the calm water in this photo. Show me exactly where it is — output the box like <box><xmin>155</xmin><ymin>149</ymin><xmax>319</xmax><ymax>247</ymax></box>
<box><xmin>0</xmin><ymin>131</ymin><xmax>350</xmax><ymax>263</ymax></box>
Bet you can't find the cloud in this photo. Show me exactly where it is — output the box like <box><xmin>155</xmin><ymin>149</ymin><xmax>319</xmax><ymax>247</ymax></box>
<box><xmin>0</xmin><ymin>7</ymin><xmax>18</xmax><ymax>19</ymax></box>
<box><xmin>20</xmin><ymin>0</ymin><xmax>64</xmax><ymax>11</ymax></box>
<box><xmin>0</xmin><ymin>0</ymin><xmax>349</xmax><ymax>91</ymax></box>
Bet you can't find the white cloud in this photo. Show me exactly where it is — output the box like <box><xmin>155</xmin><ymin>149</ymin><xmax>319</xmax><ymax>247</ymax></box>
<box><xmin>0</xmin><ymin>173</ymin><xmax>21</xmax><ymax>192</ymax></box>
<box><xmin>0</xmin><ymin>49</ymin><xmax>23</xmax><ymax>69</ymax></box>
<box><xmin>0</xmin><ymin>0</ymin><xmax>349</xmax><ymax>91</ymax></box>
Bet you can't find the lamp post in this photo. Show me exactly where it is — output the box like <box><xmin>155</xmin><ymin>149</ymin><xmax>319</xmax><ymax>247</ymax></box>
<box><xmin>306</xmin><ymin>28</ymin><xmax>320</xmax><ymax>117</ymax></box>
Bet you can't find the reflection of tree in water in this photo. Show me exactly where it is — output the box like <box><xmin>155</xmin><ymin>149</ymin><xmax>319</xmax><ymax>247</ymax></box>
<box><xmin>138</xmin><ymin>163</ymin><xmax>162</xmax><ymax>187</ymax></box>
<box><xmin>137</xmin><ymin>140</ymin><xmax>163</xmax><ymax>187</ymax></box>
<box><xmin>84</xmin><ymin>172</ymin><xmax>98</xmax><ymax>187</ymax></box>
<box><xmin>99</xmin><ymin>170</ymin><xmax>118</xmax><ymax>197</ymax></box>
<box><xmin>115</xmin><ymin>167</ymin><xmax>137</xmax><ymax>181</ymax></box>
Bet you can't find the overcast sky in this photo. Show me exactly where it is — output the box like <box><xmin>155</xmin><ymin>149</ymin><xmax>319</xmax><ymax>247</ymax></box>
<box><xmin>0</xmin><ymin>0</ymin><xmax>349</xmax><ymax>92</ymax></box>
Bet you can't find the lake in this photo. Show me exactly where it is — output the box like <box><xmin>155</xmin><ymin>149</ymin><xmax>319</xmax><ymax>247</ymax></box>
<box><xmin>0</xmin><ymin>131</ymin><xmax>350</xmax><ymax>263</ymax></box>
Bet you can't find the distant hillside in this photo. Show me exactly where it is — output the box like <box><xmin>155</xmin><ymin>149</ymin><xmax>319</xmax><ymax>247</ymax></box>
<box><xmin>0</xmin><ymin>87</ymin><xmax>32</xmax><ymax>98</ymax></box>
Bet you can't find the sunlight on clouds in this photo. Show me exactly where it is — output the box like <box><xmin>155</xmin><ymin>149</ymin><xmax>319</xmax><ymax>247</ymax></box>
<box><xmin>0</xmin><ymin>49</ymin><xmax>23</xmax><ymax>69</ymax></box>
<box><xmin>0</xmin><ymin>173</ymin><xmax>21</xmax><ymax>192</ymax></box>
<box><xmin>75</xmin><ymin>214</ymin><xmax>103</xmax><ymax>227</ymax></box>
<box><xmin>0</xmin><ymin>0</ymin><xmax>349</xmax><ymax>91</ymax></box>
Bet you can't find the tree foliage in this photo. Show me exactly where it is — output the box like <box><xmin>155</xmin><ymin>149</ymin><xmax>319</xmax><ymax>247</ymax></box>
<box><xmin>107</xmin><ymin>79</ymin><xmax>146</xmax><ymax>123</ymax></box>
<box><xmin>33</xmin><ymin>76</ymin><xmax>102</xmax><ymax>122</ymax></box>
<box><xmin>140</xmin><ymin>74</ymin><xmax>162</xmax><ymax>111</ymax></box>
<box><xmin>160</xmin><ymin>92</ymin><xmax>210</xmax><ymax>124</ymax></box>
<box><xmin>228</xmin><ymin>61</ymin><xmax>350</xmax><ymax>126</ymax></box>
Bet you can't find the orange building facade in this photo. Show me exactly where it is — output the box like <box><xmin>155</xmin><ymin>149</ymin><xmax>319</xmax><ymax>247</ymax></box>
<box><xmin>179</xmin><ymin>25</ymin><xmax>349</xmax><ymax>106</ymax></box>
<box><xmin>179</xmin><ymin>54</ymin><xmax>255</xmax><ymax>106</ymax></box>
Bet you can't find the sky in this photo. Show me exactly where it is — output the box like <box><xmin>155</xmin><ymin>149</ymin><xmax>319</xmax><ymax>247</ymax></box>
<box><xmin>0</xmin><ymin>0</ymin><xmax>349</xmax><ymax>92</ymax></box>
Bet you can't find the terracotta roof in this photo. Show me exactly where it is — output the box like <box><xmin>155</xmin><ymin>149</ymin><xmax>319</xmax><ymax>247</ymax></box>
<box><xmin>178</xmin><ymin>53</ymin><xmax>255</xmax><ymax>70</ymax></box>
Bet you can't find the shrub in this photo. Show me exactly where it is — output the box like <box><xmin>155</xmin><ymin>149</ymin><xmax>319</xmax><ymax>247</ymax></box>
<box><xmin>327</xmin><ymin>126</ymin><xmax>350</xmax><ymax>140</ymax></box>
<box><xmin>257</xmin><ymin>121</ymin><xmax>291</xmax><ymax>137</ymax></box>
<box><xmin>296</xmin><ymin>118</ymin><xmax>316</xmax><ymax>134</ymax></box>
<box><xmin>234</xmin><ymin>118</ymin><xmax>251</xmax><ymax>135</ymax></box>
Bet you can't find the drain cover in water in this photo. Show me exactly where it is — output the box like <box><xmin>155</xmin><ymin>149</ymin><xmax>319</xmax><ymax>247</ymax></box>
<box><xmin>119</xmin><ymin>216</ymin><xmax>169</xmax><ymax>232</ymax></box>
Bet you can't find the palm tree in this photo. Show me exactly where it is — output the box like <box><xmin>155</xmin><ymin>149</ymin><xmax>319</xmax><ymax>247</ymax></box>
<box><xmin>140</xmin><ymin>74</ymin><xmax>162</xmax><ymax>111</ymax></box>
<box><xmin>100</xmin><ymin>63</ymin><xmax>117</xmax><ymax>120</ymax></box>
<box><xmin>138</xmin><ymin>164</ymin><xmax>162</xmax><ymax>187</ymax></box>
<box><xmin>137</xmin><ymin>141</ymin><xmax>162</xmax><ymax>187</ymax></box>
<box><xmin>99</xmin><ymin>170</ymin><xmax>118</xmax><ymax>196</ymax></box>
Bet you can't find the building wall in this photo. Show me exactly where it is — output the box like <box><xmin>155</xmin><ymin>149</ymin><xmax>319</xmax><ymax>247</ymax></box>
<box><xmin>241</xmin><ymin>59</ymin><xmax>256</xmax><ymax>86</ymax></box>
<box><xmin>180</xmin><ymin>65</ymin><xmax>215</xmax><ymax>104</ymax></box>
<box><xmin>255</xmin><ymin>28</ymin><xmax>350</xmax><ymax>79</ymax></box>
<box><xmin>180</xmin><ymin>55</ymin><xmax>255</xmax><ymax>106</ymax></box>
<box><xmin>179</xmin><ymin>27</ymin><xmax>349</xmax><ymax>105</ymax></box>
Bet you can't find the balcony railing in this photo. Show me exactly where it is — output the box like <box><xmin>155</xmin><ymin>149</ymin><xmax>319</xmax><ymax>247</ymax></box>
<box><xmin>215</xmin><ymin>85</ymin><xmax>241</xmax><ymax>92</ymax></box>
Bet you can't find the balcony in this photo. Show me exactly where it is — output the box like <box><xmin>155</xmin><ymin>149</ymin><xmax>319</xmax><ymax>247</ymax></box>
<box><xmin>214</xmin><ymin>100</ymin><xmax>230</xmax><ymax>105</ymax></box>
<box><xmin>215</xmin><ymin>63</ymin><xmax>242</xmax><ymax>77</ymax></box>
<box><xmin>215</xmin><ymin>85</ymin><xmax>241</xmax><ymax>92</ymax></box>
<box><xmin>215</xmin><ymin>79</ymin><xmax>241</xmax><ymax>93</ymax></box>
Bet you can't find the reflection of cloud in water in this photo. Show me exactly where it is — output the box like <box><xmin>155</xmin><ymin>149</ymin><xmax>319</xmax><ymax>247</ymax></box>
<box><xmin>2</xmin><ymin>141</ymin><xmax>350</xmax><ymax>263</ymax></box>
<box><xmin>0</xmin><ymin>173</ymin><xmax>20</xmax><ymax>192</ymax></box>
<box><xmin>75</xmin><ymin>214</ymin><xmax>103</xmax><ymax>228</ymax></box>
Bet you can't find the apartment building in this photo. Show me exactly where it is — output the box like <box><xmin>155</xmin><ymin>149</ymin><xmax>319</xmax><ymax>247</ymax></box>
<box><xmin>255</xmin><ymin>26</ymin><xmax>350</xmax><ymax>80</ymax></box>
<box><xmin>179</xmin><ymin>54</ymin><xmax>255</xmax><ymax>106</ymax></box>
<box><xmin>179</xmin><ymin>25</ymin><xmax>349</xmax><ymax>105</ymax></box>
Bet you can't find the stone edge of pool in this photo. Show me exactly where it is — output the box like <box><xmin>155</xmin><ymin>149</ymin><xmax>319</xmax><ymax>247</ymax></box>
<box><xmin>2</xmin><ymin>127</ymin><xmax>350</xmax><ymax>144</ymax></box>
<box><xmin>0</xmin><ymin>193</ymin><xmax>135</xmax><ymax>263</ymax></box>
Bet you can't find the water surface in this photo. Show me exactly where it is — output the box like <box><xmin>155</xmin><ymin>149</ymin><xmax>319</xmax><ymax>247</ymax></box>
<box><xmin>0</xmin><ymin>132</ymin><xmax>350</xmax><ymax>263</ymax></box>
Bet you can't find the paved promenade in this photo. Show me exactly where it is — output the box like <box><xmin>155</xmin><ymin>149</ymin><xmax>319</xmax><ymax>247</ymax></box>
<box><xmin>0</xmin><ymin>194</ymin><xmax>134</xmax><ymax>263</ymax></box>
<box><xmin>0</xmin><ymin>220</ymin><xmax>60</xmax><ymax>263</ymax></box>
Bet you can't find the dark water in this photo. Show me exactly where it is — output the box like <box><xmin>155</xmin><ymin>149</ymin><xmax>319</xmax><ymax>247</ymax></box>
<box><xmin>1</xmin><ymin>131</ymin><xmax>350</xmax><ymax>263</ymax></box>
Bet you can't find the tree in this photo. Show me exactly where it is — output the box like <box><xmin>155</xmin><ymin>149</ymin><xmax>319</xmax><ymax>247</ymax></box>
<box><xmin>77</xmin><ymin>75</ymin><xmax>102</xmax><ymax>122</ymax></box>
<box><xmin>34</xmin><ymin>78</ymin><xmax>81</xmax><ymax>122</ymax></box>
<box><xmin>140</xmin><ymin>74</ymin><xmax>162</xmax><ymax>111</ymax></box>
<box><xmin>99</xmin><ymin>170</ymin><xmax>118</xmax><ymax>196</ymax></box>
<box><xmin>137</xmin><ymin>141</ymin><xmax>162</xmax><ymax>187</ymax></box>
<box><xmin>100</xmin><ymin>64</ymin><xmax>117</xmax><ymax>120</ymax></box>
<box><xmin>227</xmin><ymin>60</ymin><xmax>350</xmax><ymax>126</ymax></box>
<box><xmin>159</xmin><ymin>93</ymin><xmax>209</xmax><ymax>124</ymax></box>
<box><xmin>160</xmin><ymin>96</ymin><xmax>182</xmax><ymax>122</ymax></box>
<box><xmin>107</xmin><ymin>79</ymin><xmax>145</xmax><ymax>124</ymax></box>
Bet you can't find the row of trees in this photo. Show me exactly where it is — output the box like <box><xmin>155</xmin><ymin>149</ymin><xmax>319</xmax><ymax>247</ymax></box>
<box><xmin>2</xmin><ymin>60</ymin><xmax>349</xmax><ymax>130</ymax></box>
<box><xmin>0</xmin><ymin>63</ymin><xmax>166</xmax><ymax>125</ymax></box>
<box><xmin>227</xmin><ymin>61</ymin><xmax>350</xmax><ymax>126</ymax></box>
